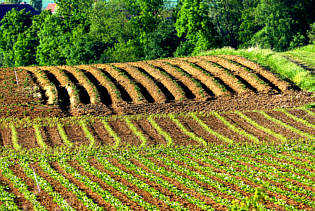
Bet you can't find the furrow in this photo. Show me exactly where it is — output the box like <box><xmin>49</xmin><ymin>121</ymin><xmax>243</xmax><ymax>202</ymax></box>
<box><xmin>132</xmin><ymin>62</ymin><xmax>185</xmax><ymax>101</ymax></box>
<box><xmin>185</xmin><ymin>57</ymin><xmax>248</xmax><ymax>94</ymax></box>
<box><xmin>201</xmin><ymin>56</ymin><xmax>272</xmax><ymax>93</ymax></box>
<box><xmin>94</xmin><ymin>64</ymin><xmax>145</xmax><ymax>104</ymax></box>
<box><xmin>220</xmin><ymin>55</ymin><xmax>292</xmax><ymax>92</ymax></box>
<box><xmin>40</xmin><ymin>66</ymin><xmax>80</xmax><ymax>106</ymax></box>
<box><xmin>114</xmin><ymin>63</ymin><xmax>166</xmax><ymax>103</ymax></box>
<box><xmin>167</xmin><ymin>59</ymin><xmax>225</xmax><ymax>97</ymax></box>
<box><xmin>20</xmin><ymin>67</ymin><xmax>58</xmax><ymax>105</ymax></box>
<box><xmin>60</xmin><ymin>66</ymin><xmax>101</xmax><ymax>104</ymax></box>
<box><xmin>147</xmin><ymin>60</ymin><xmax>200</xmax><ymax>100</ymax></box>
<box><xmin>78</xmin><ymin>65</ymin><xmax>123</xmax><ymax>105</ymax></box>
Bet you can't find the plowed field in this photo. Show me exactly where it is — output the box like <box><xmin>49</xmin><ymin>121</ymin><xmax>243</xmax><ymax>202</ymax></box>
<box><xmin>0</xmin><ymin>55</ymin><xmax>314</xmax><ymax>210</ymax></box>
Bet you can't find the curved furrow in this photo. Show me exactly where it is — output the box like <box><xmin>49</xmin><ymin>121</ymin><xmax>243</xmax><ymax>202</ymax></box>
<box><xmin>148</xmin><ymin>60</ymin><xmax>203</xmax><ymax>100</ymax></box>
<box><xmin>59</xmin><ymin>66</ymin><xmax>101</xmax><ymax>104</ymax></box>
<box><xmin>20</xmin><ymin>67</ymin><xmax>58</xmax><ymax>105</ymax></box>
<box><xmin>201</xmin><ymin>56</ymin><xmax>272</xmax><ymax>93</ymax></box>
<box><xmin>39</xmin><ymin>66</ymin><xmax>80</xmax><ymax>106</ymax></box>
<box><xmin>185</xmin><ymin>58</ymin><xmax>248</xmax><ymax>94</ymax></box>
<box><xmin>77</xmin><ymin>65</ymin><xmax>122</xmax><ymax>106</ymax></box>
<box><xmin>130</xmin><ymin>62</ymin><xmax>185</xmax><ymax>101</ymax></box>
<box><xmin>113</xmin><ymin>63</ymin><xmax>166</xmax><ymax>103</ymax></box>
<box><xmin>167</xmin><ymin>59</ymin><xmax>226</xmax><ymax>97</ymax></box>
<box><xmin>220</xmin><ymin>55</ymin><xmax>292</xmax><ymax>92</ymax></box>
<box><xmin>94</xmin><ymin>64</ymin><xmax>146</xmax><ymax>104</ymax></box>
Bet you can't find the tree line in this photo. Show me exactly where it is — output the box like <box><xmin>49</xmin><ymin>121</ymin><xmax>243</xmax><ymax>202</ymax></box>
<box><xmin>0</xmin><ymin>0</ymin><xmax>314</xmax><ymax>67</ymax></box>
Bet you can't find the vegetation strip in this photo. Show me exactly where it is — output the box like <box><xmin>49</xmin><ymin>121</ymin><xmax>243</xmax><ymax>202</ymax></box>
<box><xmin>93</xmin><ymin>155</ymin><xmax>186</xmax><ymax>210</ymax></box>
<box><xmin>168</xmin><ymin>114</ymin><xmax>207</xmax><ymax>146</ymax></box>
<box><xmin>212</xmin><ymin>112</ymin><xmax>260</xmax><ymax>143</ymax></box>
<box><xmin>235</xmin><ymin>111</ymin><xmax>288</xmax><ymax>142</ymax></box>
<box><xmin>79</xmin><ymin>120</ymin><xmax>96</xmax><ymax>149</ymax></box>
<box><xmin>33</xmin><ymin>124</ymin><xmax>47</xmax><ymax>149</ymax></box>
<box><xmin>124</xmin><ymin>118</ymin><xmax>147</xmax><ymax>148</ymax></box>
<box><xmin>10</xmin><ymin>124</ymin><xmax>21</xmax><ymax>150</ymax></box>
<box><xmin>279</xmin><ymin>109</ymin><xmax>315</xmax><ymax>129</ymax></box>
<box><xmin>56</xmin><ymin>123</ymin><xmax>73</xmax><ymax>147</ymax></box>
<box><xmin>258</xmin><ymin>111</ymin><xmax>315</xmax><ymax>139</ymax></box>
<box><xmin>101</xmin><ymin>120</ymin><xmax>121</xmax><ymax>148</ymax></box>
<box><xmin>0</xmin><ymin>158</ymin><xmax>47</xmax><ymax>210</ymax></box>
<box><xmin>148</xmin><ymin>116</ymin><xmax>173</xmax><ymax>147</ymax></box>
<box><xmin>190</xmin><ymin>113</ymin><xmax>233</xmax><ymax>144</ymax></box>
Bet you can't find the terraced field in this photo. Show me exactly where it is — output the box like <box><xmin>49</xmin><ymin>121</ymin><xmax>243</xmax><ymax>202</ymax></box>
<box><xmin>0</xmin><ymin>54</ymin><xmax>314</xmax><ymax>210</ymax></box>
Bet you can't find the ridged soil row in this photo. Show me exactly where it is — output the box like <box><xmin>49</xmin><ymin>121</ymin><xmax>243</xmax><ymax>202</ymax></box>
<box><xmin>20</xmin><ymin>67</ymin><xmax>58</xmax><ymax>105</ymax></box>
<box><xmin>220</xmin><ymin>55</ymin><xmax>292</xmax><ymax>92</ymax></box>
<box><xmin>40</xmin><ymin>66</ymin><xmax>80</xmax><ymax>106</ymax></box>
<box><xmin>59</xmin><ymin>66</ymin><xmax>101</xmax><ymax>104</ymax></box>
<box><xmin>113</xmin><ymin>63</ymin><xmax>166</xmax><ymax>103</ymax></box>
<box><xmin>167</xmin><ymin>59</ymin><xmax>226</xmax><ymax>97</ymax></box>
<box><xmin>267</xmin><ymin>110</ymin><xmax>315</xmax><ymax>136</ymax></box>
<box><xmin>244</xmin><ymin>112</ymin><xmax>303</xmax><ymax>140</ymax></box>
<box><xmin>200</xmin><ymin>56</ymin><xmax>272</xmax><ymax>93</ymax></box>
<box><xmin>185</xmin><ymin>57</ymin><xmax>248</xmax><ymax>94</ymax></box>
<box><xmin>148</xmin><ymin>60</ymin><xmax>204</xmax><ymax>100</ymax></box>
<box><xmin>77</xmin><ymin>65</ymin><xmax>123</xmax><ymax>105</ymax></box>
<box><xmin>221</xmin><ymin>113</ymin><xmax>278</xmax><ymax>143</ymax></box>
<box><xmin>131</xmin><ymin>62</ymin><xmax>186</xmax><ymax>101</ymax></box>
<box><xmin>290</xmin><ymin>109</ymin><xmax>315</xmax><ymax>124</ymax></box>
<box><xmin>94</xmin><ymin>64</ymin><xmax>146</xmax><ymax>104</ymax></box>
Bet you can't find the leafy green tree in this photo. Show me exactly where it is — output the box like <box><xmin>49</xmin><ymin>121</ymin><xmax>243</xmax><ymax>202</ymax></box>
<box><xmin>175</xmin><ymin>0</ymin><xmax>218</xmax><ymax>55</ymax></box>
<box><xmin>0</xmin><ymin>9</ymin><xmax>33</xmax><ymax>67</ymax></box>
<box><xmin>307</xmin><ymin>22</ymin><xmax>315</xmax><ymax>44</ymax></box>
<box><xmin>3</xmin><ymin>0</ymin><xmax>21</xmax><ymax>3</ymax></box>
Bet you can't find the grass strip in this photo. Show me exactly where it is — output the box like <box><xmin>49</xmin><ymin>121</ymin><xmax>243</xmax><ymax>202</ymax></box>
<box><xmin>190</xmin><ymin>113</ymin><xmax>233</xmax><ymax>144</ymax></box>
<box><xmin>33</xmin><ymin>125</ymin><xmax>48</xmax><ymax>149</ymax></box>
<box><xmin>148</xmin><ymin>116</ymin><xmax>173</xmax><ymax>147</ymax></box>
<box><xmin>259</xmin><ymin>111</ymin><xmax>315</xmax><ymax>140</ymax></box>
<box><xmin>0</xmin><ymin>158</ymin><xmax>47</xmax><ymax>211</ymax></box>
<box><xmin>300</xmin><ymin>108</ymin><xmax>315</xmax><ymax>117</ymax></box>
<box><xmin>235</xmin><ymin>111</ymin><xmax>288</xmax><ymax>142</ymax></box>
<box><xmin>38</xmin><ymin>160</ymin><xmax>102</xmax><ymax>210</ymax></box>
<box><xmin>101</xmin><ymin>120</ymin><xmax>121</xmax><ymax>149</ymax></box>
<box><xmin>56</xmin><ymin>123</ymin><xmax>73</xmax><ymax>147</ymax></box>
<box><xmin>10</xmin><ymin>124</ymin><xmax>21</xmax><ymax>150</ymax></box>
<box><xmin>95</xmin><ymin>155</ymin><xmax>187</xmax><ymax>210</ymax></box>
<box><xmin>212</xmin><ymin>112</ymin><xmax>260</xmax><ymax>143</ymax></box>
<box><xmin>124</xmin><ymin>118</ymin><xmax>147</xmax><ymax>148</ymax></box>
<box><xmin>279</xmin><ymin>109</ymin><xmax>315</xmax><ymax>129</ymax></box>
<box><xmin>79</xmin><ymin>121</ymin><xmax>96</xmax><ymax>149</ymax></box>
<box><xmin>20</xmin><ymin>160</ymin><xmax>75</xmax><ymax>211</ymax></box>
<box><xmin>168</xmin><ymin>114</ymin><xmax>207</xmax><ymax>146</ymax></box>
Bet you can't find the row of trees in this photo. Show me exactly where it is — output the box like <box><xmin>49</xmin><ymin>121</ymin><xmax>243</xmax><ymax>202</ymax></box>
<box><xmin>0</xmin><ymin>0</ymin><xmax>314</xmax><ymax>67</ymax></box>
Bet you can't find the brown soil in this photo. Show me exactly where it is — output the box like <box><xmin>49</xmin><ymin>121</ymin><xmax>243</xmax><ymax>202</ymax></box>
<box><xmin>0</xmin><ymin>128</ymin><xmax>11</xmax><ymax>147</ymax></box>
<box><xmin>154</xmin><ymin>117</ymin><xmax>199</xmax><ymax>146</ymax></box>
<box><xmin>31</xmin><ymin>162</ymin><xmax>88</xmax><ymax>210</ymax></box>
<box><xmin>133</xmin><ymin>119</ymin><xmax>167</xmax><ymax>146</ymax></box>
<box><xmin>266</xmin><ymin>110</ymin><xmax>315</xmax><ymax>136</ymax></box>
<box><xmin>40</xmin><ymin>126</ymin><xmax>63</xmax><ymax>147</ymax></box>
<box><xmin>91</xmin><ymin>120</ymin><xmax>115</xmax><ymax>146</ymax></box>
<box><xmin>63</xmin><ymin>125</ymin><xmax>90</xmax><ymax>146</ymax></box>
<box><xmin>244</xmin><ymin>111</ymin><xmax>304</xmax><ymax>140</ymax></box>
<box><xmin>220</xmin><ymin>113</ymin><xmax>278</xmax><ymax>143</ymax></box>
<box><xmin>288</xmin><ymin>109</ymin><xmax>315</xmax><ymax>124</ymax></box>
<box><xmin>17</xmin><ymin>128</ymin><xmax>38</xmax><ymax>149</ymax></box>
<box><xmin>9</xmin><ymin>164</ymin><xmax>60</xmax><ymax>210</ymax></box>
<box><xmin>198</xmin><ymin>114</ymin><xmax>252</xmax><ymax>143</ymax></box>
<box><xmin>109</xmin><ymin>120</ymin><xmax>141</xmax><ymax>147</ymax></box>
<box><xmin>177</xmin><ymin>116</ymin><xmax>224</xmax><ymax>144</ymax></box>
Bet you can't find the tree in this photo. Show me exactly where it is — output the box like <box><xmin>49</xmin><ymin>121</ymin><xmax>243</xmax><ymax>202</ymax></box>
<box><xmin>0</xmin><ymin>9</ymin><xmax>33</xmax><ymax>67</ymax></box>
<box><xmin>175</xmin><ymin>0</ymin><xmax>219</xmax><ymax>55</ymax></box>
<box><xmin>30</xmin><ymin>0</ymin><xmax>42</xmax><ymax>12</ymax></box>
<box><xmin>3</xmin><ymin>0</ymin><xmax>21</xmax><ymax>3</ymax></box>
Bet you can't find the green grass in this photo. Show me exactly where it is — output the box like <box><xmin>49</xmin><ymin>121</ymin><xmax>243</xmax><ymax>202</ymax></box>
<box><xmin>282</xmin><ymin>44</ymin><xmax>315</xmax><ymax>69</ymax></box>
<box><xmin>197</xmin><ymin>46</ymin><xmax>315</xmax><ymax>91</ymax></box>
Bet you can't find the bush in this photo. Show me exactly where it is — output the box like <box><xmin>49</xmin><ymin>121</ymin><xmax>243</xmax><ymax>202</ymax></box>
<box><xmin>307</xmin><ymin>23</ymin><xmax>315</xmax><ymax>44</ymax></box>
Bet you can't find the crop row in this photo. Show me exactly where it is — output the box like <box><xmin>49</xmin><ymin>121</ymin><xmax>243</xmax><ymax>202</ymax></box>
<box><xmin>0</xmin><ymin>141</ymin><xmax>313</xmax><ymax>210</ymax></box>
<box><xmin>1</xmin><ymin>108</ymin><xmax>314</xmax><ymax>150</ymax></box>
<box><xmin>20</xmin><ymin>56</ymin><xmax>291</xmax><ymax>109</ymax></box>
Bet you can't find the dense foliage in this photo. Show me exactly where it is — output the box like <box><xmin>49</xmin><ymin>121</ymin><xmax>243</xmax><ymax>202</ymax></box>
<box><xmin>0</xmin><ymin>0</ymin><xmax>314</xmax><ymax>67</ymax></box>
